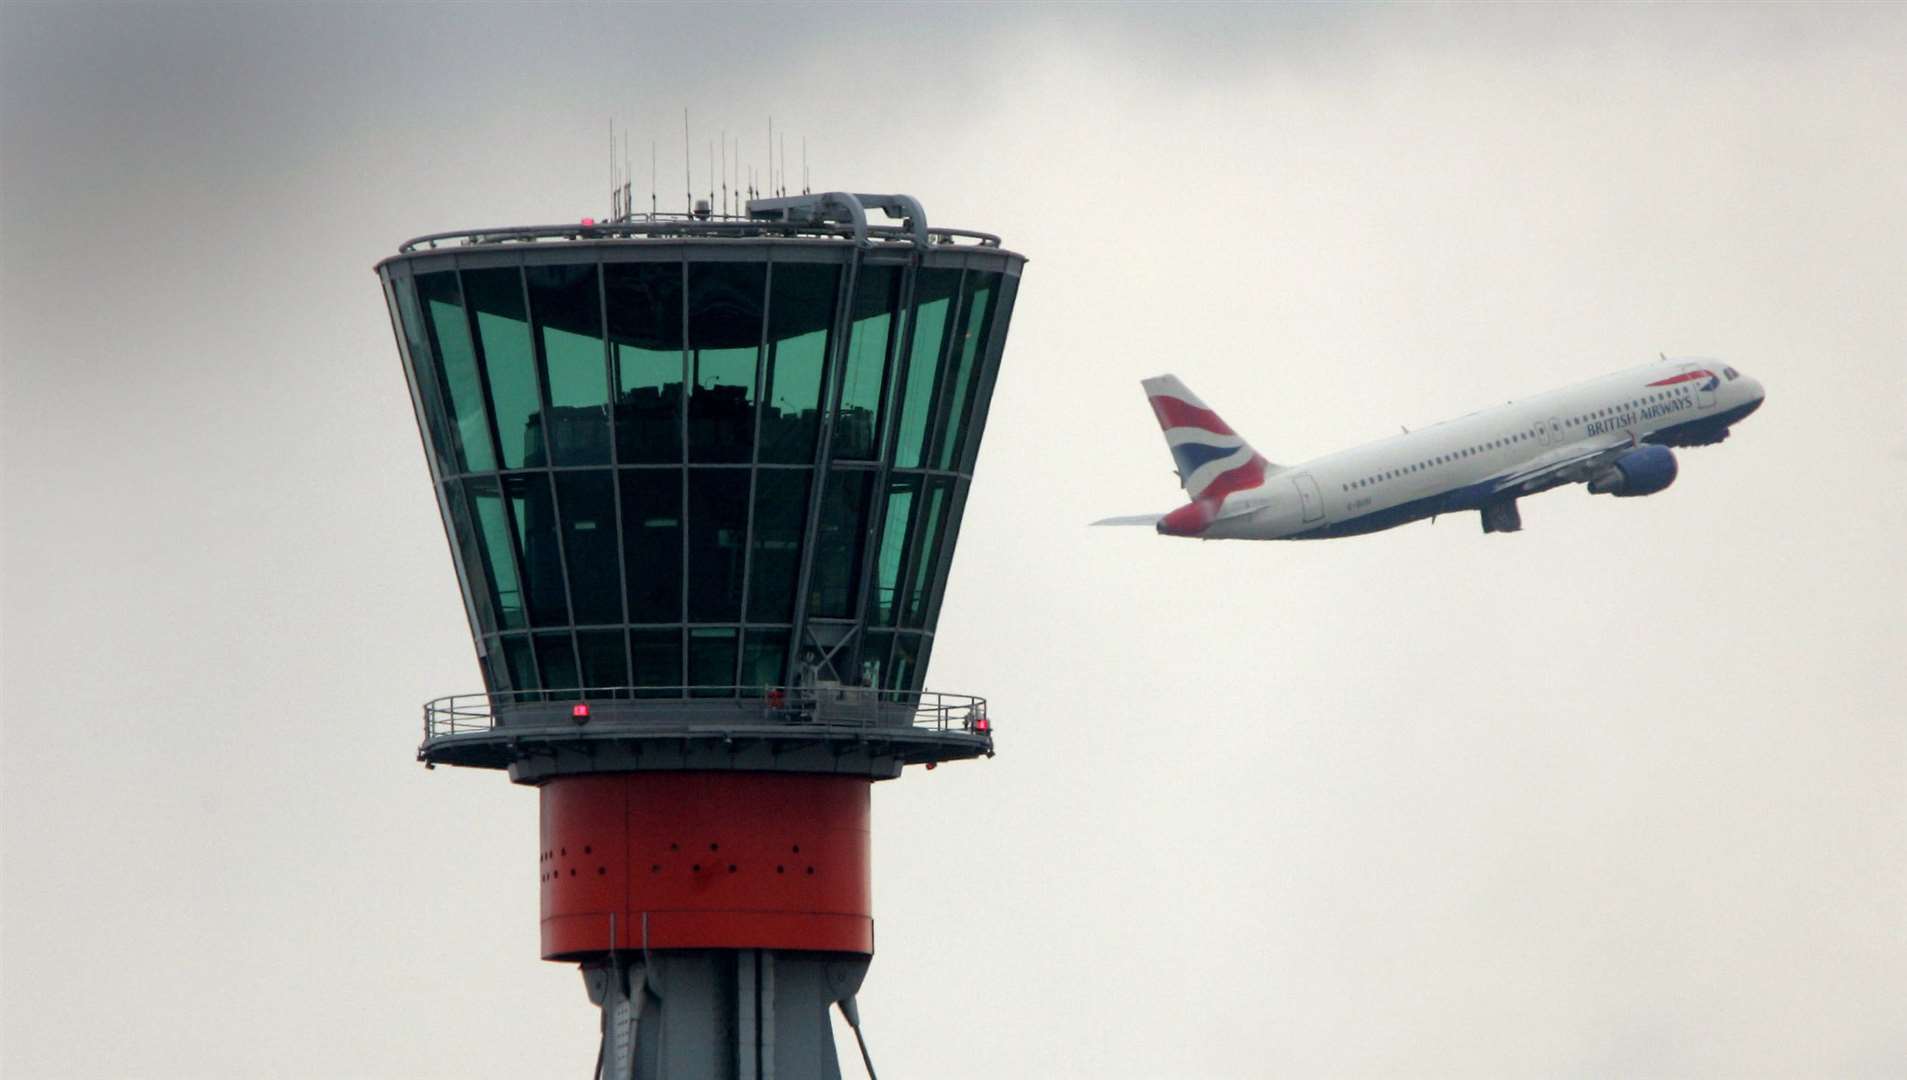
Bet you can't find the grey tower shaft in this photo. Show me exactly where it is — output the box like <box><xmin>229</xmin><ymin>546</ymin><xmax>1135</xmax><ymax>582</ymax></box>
<box><xmin>583</xmin><ymin>951</ymin><xmax>871</xmax><ymax>1080</ymax></box>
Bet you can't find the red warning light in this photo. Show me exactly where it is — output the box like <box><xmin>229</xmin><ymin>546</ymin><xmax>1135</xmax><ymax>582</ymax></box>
<box><xmin>974</xmin><ymin>716</ymin><xmax>990</xmax><ymax>733</ymax></box>
<box><xmin>571</xmin><ymin>703</ymin><xmax>591</xmax><ymax>722</ymax></box>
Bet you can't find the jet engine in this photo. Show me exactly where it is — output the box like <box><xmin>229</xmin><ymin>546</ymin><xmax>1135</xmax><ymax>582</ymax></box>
<box><xmin>1588</xmin><ymin>445</ymin><xmax>1678</xmax><ymax>497</ymax></box>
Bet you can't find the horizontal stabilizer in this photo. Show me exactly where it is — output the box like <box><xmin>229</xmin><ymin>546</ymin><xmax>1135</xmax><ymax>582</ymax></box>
<box><xmin>1091</xmin><ymin>513</ymin><xmax>1163</xmax><ymax>527</ymax></box>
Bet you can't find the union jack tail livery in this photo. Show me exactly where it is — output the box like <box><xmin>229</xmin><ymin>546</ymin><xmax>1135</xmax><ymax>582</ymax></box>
<box><xmin>1136</xmin><ymin>375</ymin><xmax>1279</xmax><ymax>535</ymax></box>
<box><xmin>1142</xmin><ymin>374</ymin><xmax>1280</xmax><ymax>499</ymax></box>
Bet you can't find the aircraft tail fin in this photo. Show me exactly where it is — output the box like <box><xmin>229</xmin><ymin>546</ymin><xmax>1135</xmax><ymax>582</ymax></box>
<box><xmin>1141</xmin><ymin>374</ymin><xmax>1280</xmax><ymax>501</ymax></box>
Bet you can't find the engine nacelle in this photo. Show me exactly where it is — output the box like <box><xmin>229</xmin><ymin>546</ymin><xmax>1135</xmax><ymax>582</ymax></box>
<box><xmin>1588</xmin><ymin>444</ymin><xmax>1678</xmax><ymax>497</ymax></box>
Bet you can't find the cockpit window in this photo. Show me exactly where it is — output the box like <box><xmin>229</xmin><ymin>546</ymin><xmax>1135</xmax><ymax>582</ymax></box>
<box><xmin>1722</xmin><ymin>366</ymin><xmax>1739</xmax><ymax>380</ymax></box>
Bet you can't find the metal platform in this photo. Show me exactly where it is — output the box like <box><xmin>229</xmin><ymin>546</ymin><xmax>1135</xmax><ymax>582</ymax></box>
<box><xmin>418</xmin><ymin>685</ymin><xmax>993</xmax><ymax>781</ymax></box>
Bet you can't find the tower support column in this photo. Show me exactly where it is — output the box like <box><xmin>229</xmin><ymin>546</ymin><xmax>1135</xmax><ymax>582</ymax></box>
<box><xmin>581</xmin><ymin>950</ymin><xmax>870</xmax><ymax>1080</ymax></box>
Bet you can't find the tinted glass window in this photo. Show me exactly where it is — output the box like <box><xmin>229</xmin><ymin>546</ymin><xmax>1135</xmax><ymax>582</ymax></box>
<box><xmin>510</xmin><ymin>473</ymin><xmax>570</xmax><ymax>627</ymax></box>
<box><xmin>902</xmin><ymin>477</ymin><xmax>950</xmax><ymax>628</ymax></box>
<box><xmin>687</xmin><ymin>468</ymin><xmax>750</xmax><ymax>622</ymax></box>
<box><xmin>835</xmin><ymin>265</ymin><xmax>903</xmax><ymax>459</ymax></box>
<box><xmin>687</xmin><ymin>263</ymin><xmax>765</xmax><ymax>462</ymax></box>
<box><xmin>631</xmin><ymin>629</ymin><xmax>681</xmax><ymax>695</ymax></box>
<box><xmin>859</xmin><ymin>630</ymin><xmax>892</xmax><ymax>689</ymax></box>
<box><xmin>808</xmin><ymin>469</ymin><xmax>875</xmax><ymax>618</ymax></box>
<box><xmin>392</xmin><ymin>277</ymin><xmax>457</xmax><ymax>477</ymax></box>
<box><xmin>689</xmin><ymin>627</ymin><xmax>738</xmax><ymax>695</ymax></box>
<box><xmin>889</xmin><ymin>634</ymin><xmax>920</xmax><ymax>697</ymax></box>
<box><xmin>740</xmin><ymin>629</ymin><xmax>789</xmax><ymax>691</ymax></box>
<box><xmin>502</xmin><ymin>634</ymin><xmax>539</xmax><ymax>693</ymax></box>
<box><xmin>933</xmin><ymin>272</ymin><xmax>999</xmax><ymax>469</ymax></box>
<box><xmin>760</xmin><ymin>262</ymin><xmax>839</xmax><ymax>463</ymax></box>
<box><xmin>555</xmin><ymin>470</ymin><xmax>622</xmax><ymax>625</ymax></box>
<box><xmin>444</xmin><ymin>479</ymin><xmax>497</xmax><ymax>634</ymax></box>
<box><xmin>526</xmin><ymin>264</ymin><xmax>610</xmax><ymax>466</ymax></box>
<box><xmin>606</xmin><ymin>262</ymin><xmax>684</xmax><ymax>464</ymax></box>
<box><xmin>919</xmin><ymin>479</ymin><xmax>968</xmax><ymax>630</ymax></box>
<box><xmin>893</xmin><ymin>269</ymin><xmax>961</xmax><ymax>468</ymax></box>
<box><xmin>747</xmin><ymin>468</ymin><xmax>811</xmax><ymax>623</ymax></box>
<box><xmin>463</xmin><ymin>477</ymin><xmax>527</xmax><ymax>631</ymax></box>
<box><xmin>464</xmin><ymin>268</ymin><xmax>546</xmax><ymax>469</ymax></box>
<box><xmin>576</xmin><ymin>630</ymin><xmax>628</xmax><ymax>689</ymax></box>
<box><xmin>535</xmin><ymin>632</ymin><xmax>580</xmax><ymax>691</ymax></box>
<box><xmin>619</xmin><ymin>470</ymin><xmax>682</xmax><ymax>623</ymax></box>
<box><xmin>417</xmin><ymin>272</ymin><xmax>497</xmax><ymax>472</ymax></box>
<box><xmin>871</xmin><ymin>476</ymin><xmax>917</xmax><ymax>625</ymax></box>
<box><xmin>478</xmin><ymin>643</ymin><xmax>511</xmax><ymax>695</ymax></box>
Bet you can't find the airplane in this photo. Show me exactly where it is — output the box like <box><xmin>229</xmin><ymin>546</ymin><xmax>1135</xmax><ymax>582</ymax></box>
<box><xmin>1094</xmin><ymin>358</ymin><xmax>1765</xmax><ymax>539</ymax></box>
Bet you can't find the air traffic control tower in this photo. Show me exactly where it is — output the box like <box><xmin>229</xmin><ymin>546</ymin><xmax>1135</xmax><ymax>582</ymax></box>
<box><xmin>375</xmin><ymin>192</ymin><xmax>1023</xmax><ymax>1078</ymax></box>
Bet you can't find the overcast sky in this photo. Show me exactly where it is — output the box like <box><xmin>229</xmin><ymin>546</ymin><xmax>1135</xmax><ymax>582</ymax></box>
<box><xmin>4</xmin><ymin>3</ymin><xmax>1904</xmax><ymax>1077</ymax></box>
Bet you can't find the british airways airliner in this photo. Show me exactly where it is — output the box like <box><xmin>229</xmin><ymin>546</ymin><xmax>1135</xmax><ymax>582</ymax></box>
<box><xmin>1095</xmin><ymin>358</ymin><xmax>1765</xmax><ymax>538</ymax></box>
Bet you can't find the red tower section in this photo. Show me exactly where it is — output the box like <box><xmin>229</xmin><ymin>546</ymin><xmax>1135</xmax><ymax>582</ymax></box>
<box><xmin>540</xmin><ymin>772</ymin><xmax>873</xmax><ymax>958</ymax></box>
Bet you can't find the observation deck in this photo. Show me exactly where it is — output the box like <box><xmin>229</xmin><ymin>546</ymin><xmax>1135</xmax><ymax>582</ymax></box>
<box><xmin>419</xmin><ymin>684</ymin><xmax>993</xmax><ymax>780</ymax></box>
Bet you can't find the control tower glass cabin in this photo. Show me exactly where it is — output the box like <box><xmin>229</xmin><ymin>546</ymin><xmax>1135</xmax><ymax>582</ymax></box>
<box><xmin>377</xmin><ymin>195</ymin><xmax>1023</xmax><ymax>766</ymax></box>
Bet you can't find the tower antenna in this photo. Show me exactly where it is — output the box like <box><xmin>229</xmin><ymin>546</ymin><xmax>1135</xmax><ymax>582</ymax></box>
<box><xmin>683</xmin><ymin>109</ymin><xmax>692</xmax><ymax>214</ymax></box>
<box><xmin>802</xmin><ymin>136</ymin><xmax>808</xmax><ymax>195</ymax></box>
<box><xmin>779</xmin><ymin>131</ymin><xmax>787</xmax><ymax>197</ymax></box>
<box><xmin>720</xmin><ymin>130</ymin><xmax>728</xmax><ymax>217</ymax></box>
<box><xmin>651</xmin><ymin>140</ymin><xmax>657</xmax><ymax>218</ymax></box>
<box><xmin>767</xmin><ymin>116</ymin><xmax>774</xmax><ymax>199</ymax></box>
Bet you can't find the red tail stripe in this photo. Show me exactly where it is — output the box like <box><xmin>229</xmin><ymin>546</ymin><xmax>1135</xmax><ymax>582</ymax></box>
<box><xmin>1162</xmin><ymin>455</ymin><xmax>1270</xmax><ymax>536</ymax></box>
<box><xmin>1646</xmin><ymin>370</ymin><xmax>1714</xmax><ymax>387</ymax></box>
<box><xmin>1148</xmin><ymin>395</ymin><xmax>1236</xmax><ymax>437</ymax></box>
<box><xmin>1200</xmin><ymin>455</ymin><xmax>1268</xmax><ymax>504</ymax></box>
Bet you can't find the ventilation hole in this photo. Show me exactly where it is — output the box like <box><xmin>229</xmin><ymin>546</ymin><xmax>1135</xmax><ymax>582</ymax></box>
<box><xmin>561</xmin><ymin>847</ymin><xmax>567</xmax><ymax>856</ymax></box>
<box><xmin>776</xmin><ymin>865</ymin><xmax>785</xmax><ymax>874</ymax></box>
<box><xmin>727</xmin><ymin>864</ymin><xmax>737</xmax><ymax>873</ymax></box>
<box><xmin>805</xmin><ymin>866</ymin><xmax>815</xmax><ymax>875</ymax></box>
<box><xmin>669</xmin><ymin>842</ymin><xmax>679</xmax><ymax>852</ymax></box>
<box><xmin>568</xmin><ymin>868</ymin><xmax>575</xmax><ymax>877</ymax></box>
<box><xmin>693</xmin><ymin>864</ymin><xmax>702</xmax><ymax>873</ymax></box>
<box><xmin>792</xmin><ymin>845</ymin><xmax>801</xmax><ymax>854</ymax></box>
<box><xmin>584</xmin><ymin>845</ymin><xmax>592</xmax><ymax>855</ymax></box>
<box><xmin>651</xmin><ymin>864</ymin><xmax>660</xmax><ymax>873</ymax></box>
<box><xmin>709</xmin><ymin>842</ymin><xmax>719</xmax><ymax>852</ymax></box>
<box><xmin>598</xmin><ymin>867</ymin><xmax>606</xmax><ymax>876</ymax></box>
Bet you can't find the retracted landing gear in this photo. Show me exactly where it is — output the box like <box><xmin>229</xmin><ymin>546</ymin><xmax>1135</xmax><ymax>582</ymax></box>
<box><xmin>1480</xmin><ymin>499</ymin><xmax>1522</xmax><ymax>534</ymax></box>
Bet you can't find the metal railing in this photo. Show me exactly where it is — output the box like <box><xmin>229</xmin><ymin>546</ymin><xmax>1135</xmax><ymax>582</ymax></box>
<box><xmin>396</xmin><ymin>217</ymin><xmax>1004</xmax><ymax>254</ymax></box>
<box><xmin>422</xmin><ymin>685</ymin><xmax>990</xmax><ymax>742</ymax></box>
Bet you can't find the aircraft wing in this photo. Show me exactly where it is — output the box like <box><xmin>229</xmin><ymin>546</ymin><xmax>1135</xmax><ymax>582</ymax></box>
<box><xmin>1488</xmin><ymin>434</ymin><xmax>1635</xmax><ymax>496</ymax></box>
<box><xmin>1091</xmin><ymin>513</ymin><xmax>1163</xmax><ymax>526</ymax></box>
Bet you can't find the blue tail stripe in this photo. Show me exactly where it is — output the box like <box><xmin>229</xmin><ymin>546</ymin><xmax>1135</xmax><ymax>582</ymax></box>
<box><xmin>1170</xmin><ymin>441</ymin><xmax>1240</xmax><ymax>478</ymax></box>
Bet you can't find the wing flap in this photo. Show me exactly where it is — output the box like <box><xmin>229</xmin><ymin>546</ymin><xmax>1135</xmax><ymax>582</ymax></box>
<box><xmin>1489</xmin><ymin>434</ymin><xmax>1632</xmax><ymax>495</ymax></box>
